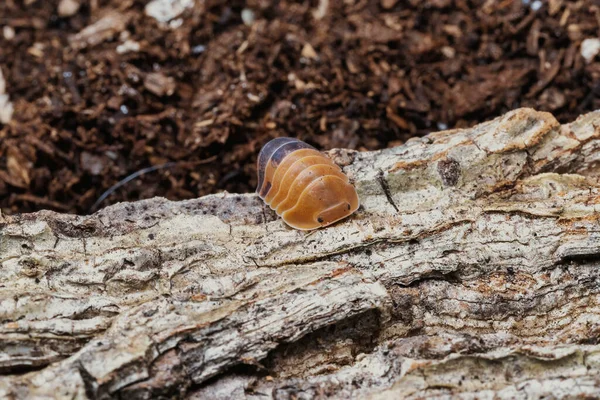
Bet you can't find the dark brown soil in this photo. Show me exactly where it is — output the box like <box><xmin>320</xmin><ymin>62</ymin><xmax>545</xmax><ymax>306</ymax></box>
<box><xmin>1</xmin><ymin>0</ymin><xmax>599</xmax><ymax>215</ymax></box>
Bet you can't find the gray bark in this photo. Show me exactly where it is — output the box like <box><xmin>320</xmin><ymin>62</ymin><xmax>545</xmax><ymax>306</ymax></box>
<box><xmin>2</xmin><ymin>108</ymin><xmax>600</xmax><ymax>399</ymax></box>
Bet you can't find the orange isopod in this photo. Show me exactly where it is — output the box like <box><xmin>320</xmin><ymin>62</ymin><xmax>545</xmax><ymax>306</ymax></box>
<box><xmin>256</xmin><ymin>137</ymin><xmax>359</xmax><ymax>230</ymax></box>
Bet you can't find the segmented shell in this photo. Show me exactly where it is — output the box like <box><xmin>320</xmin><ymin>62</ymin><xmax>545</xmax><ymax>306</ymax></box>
<box><xmin>256</xmin><ymin>138</ymin><xmax>359</xmax><ymax>230</ymax></box>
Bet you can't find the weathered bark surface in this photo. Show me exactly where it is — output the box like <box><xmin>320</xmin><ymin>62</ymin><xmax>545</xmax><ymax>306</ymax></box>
<box><xmin>3</xmin><ymin>108</ymin><xmax>600</xmax><ymax>399</ymax></box>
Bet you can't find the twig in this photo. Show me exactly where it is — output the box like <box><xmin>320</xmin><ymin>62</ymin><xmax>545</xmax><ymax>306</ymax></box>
<box><xmin>313</xmin><ymin>0</ymin><xmax>329</xmax><ymax>19</ymax></box>
<box><xmin>11</xmin><ymin>194</ymin><xmax>70</xmax><ymax>211</ymax></box>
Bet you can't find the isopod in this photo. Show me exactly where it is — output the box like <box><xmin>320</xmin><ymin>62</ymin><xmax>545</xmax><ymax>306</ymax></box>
<box><xmin>256</xmin><ymin>137</ymin><xmax>359</xmax><ymax>230</ymax></box>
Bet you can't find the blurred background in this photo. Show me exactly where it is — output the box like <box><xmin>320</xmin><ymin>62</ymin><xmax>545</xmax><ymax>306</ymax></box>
<box><xmin>0</xmin><ymin>0</ymin><xmax>598</xmax><ymax>215</ymax></box>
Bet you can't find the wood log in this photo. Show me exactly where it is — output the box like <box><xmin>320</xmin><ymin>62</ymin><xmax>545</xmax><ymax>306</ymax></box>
<box><xmin>2</xmin><ymin>108</ymin><xmax>600</xmax><ymax>399</ymax></box>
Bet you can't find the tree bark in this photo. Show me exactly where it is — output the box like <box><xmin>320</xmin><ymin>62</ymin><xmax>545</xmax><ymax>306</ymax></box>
<box><xmin>2</xmin><ymin>108</ymin><xmax>600</xmax><ymax>399</ymax></box>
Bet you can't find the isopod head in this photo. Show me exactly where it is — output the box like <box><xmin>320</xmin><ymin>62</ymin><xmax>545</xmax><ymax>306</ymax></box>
<box><xmin>256</xmin><ymin>138</ymin><xmax>359</xmax><ymax>230</ymax></box>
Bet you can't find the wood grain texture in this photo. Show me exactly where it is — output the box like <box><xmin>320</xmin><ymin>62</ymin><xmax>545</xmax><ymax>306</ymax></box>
<box><xmin>2</xmin><ymin>108</ymin><xmax>600</xmax><ymax>399</ymax></box>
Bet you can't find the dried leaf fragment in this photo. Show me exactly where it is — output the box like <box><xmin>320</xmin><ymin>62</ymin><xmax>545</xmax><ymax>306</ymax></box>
<box><xmin>144</xmin><ymin>73</ymin><xmax>177</xmax><ymax>96</ymax></box>
<box><xmin>69</xmin><ymin>12</ymin><xmax>129</xmax><ymax>49</ymax></box>
<box><xmin>6</xmin><ymin>147</ymin><xmax>32</xmax><ymax>188</ymax></box>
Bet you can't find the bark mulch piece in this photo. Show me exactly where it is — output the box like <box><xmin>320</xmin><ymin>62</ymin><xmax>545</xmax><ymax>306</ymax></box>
<box><xmin>1</xmin><ymin>0</ymin><xmax>599</xmax><ymax>215</ymax></box>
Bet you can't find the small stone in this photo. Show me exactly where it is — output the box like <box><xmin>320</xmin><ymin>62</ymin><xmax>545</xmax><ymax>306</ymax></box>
<box><xmin>241</xmin><ymin>8</ymin><xmax>255</xmax><ymax>26</ymax></box>
<box><xmin>301</xmin><ymin>43</ymin><xmax>318</xmax><ymax>60</ymax></box>
<box><xmin>530</xmin><ymin>0</ymin><xmax>542</xmax><ymax>11</ymax></box>
<box><xmin>116</xmin><ymin>39</ymin><xmax>141</xmax><ymax>54</ymax></box>
<box><xmin>80</xmin><ymin>152</ymin><xmax>105</xmax><ymax>176</ymax></box>
<box><xmin>247</xmin><ymin>93</ymin><xmax>261</xmax><ymax>102</ymax></box>
<box><xmin>3</xmin><ymin>26</ymin><xmax>15</xmax><ymax>40</ymax></box>
<box><xmin>192</xmin><ymin>44</ymin><xmax>206</xmax><ymax>54</ymax></box>
<box><xmin>441</xmin><ymin>46</ymin><xmax>455</xmax><ymax>58</ymax></box>
<box><xmin>58</xmin><ymin>0</ymin><xmax>80</xmax><ymax>17</ymax></box>
<box><xmin>169</xmin><ymin>18</ymin><xmax>183</xmax><ymax>29</ymax></box>
<box><xmin>581</xmin><ymin>38</ymin><xmax>600</xmax><ymax>63</ymax></box>
<box><xmin>145</xmin><ymin>0</ymin><xmax>194</xmax><ymax>23</ymax></box>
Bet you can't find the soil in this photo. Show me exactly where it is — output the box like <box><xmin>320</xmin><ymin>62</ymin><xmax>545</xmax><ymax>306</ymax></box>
<box><xmin>1</xmin><ymin>0</ymin><xmax>599</xmax><ymax>215</ymax></box>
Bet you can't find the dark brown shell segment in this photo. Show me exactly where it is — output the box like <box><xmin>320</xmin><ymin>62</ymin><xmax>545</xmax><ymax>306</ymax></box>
<box><xmin>256</xmin><ymin>137</ymin><xmax>359</xmax><ymax>230</ymax></box>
